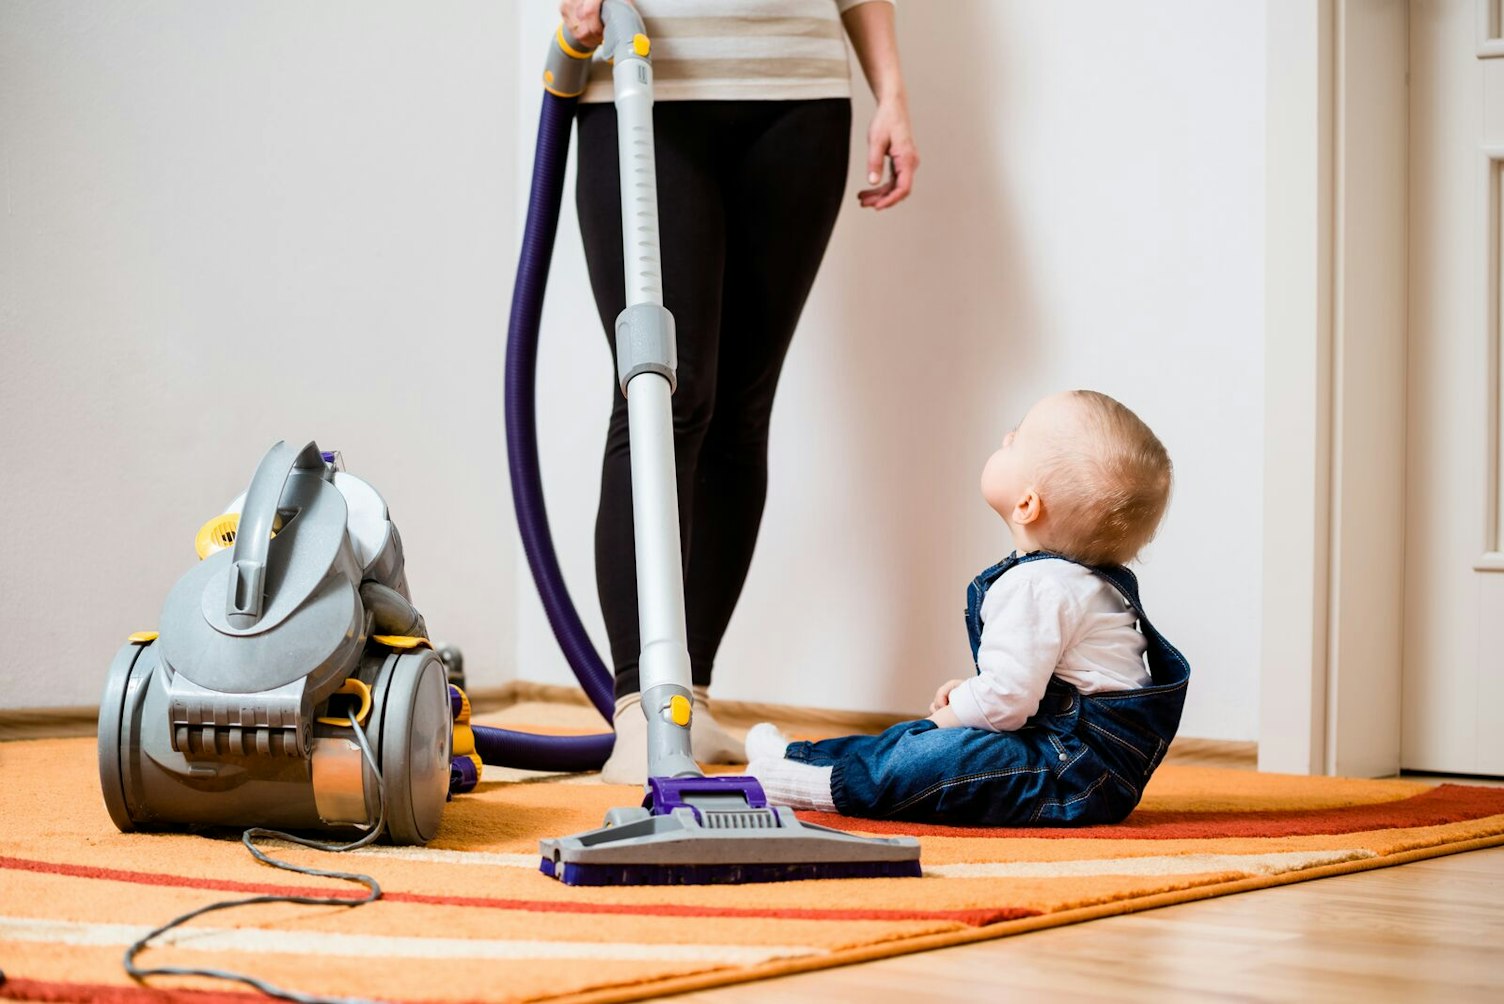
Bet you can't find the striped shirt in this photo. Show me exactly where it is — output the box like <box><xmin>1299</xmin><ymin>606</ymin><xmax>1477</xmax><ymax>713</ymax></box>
<box><xmin>580</xmin><ymin>0</ymin><xmax>893</xmax><ymax>104</ymax></box>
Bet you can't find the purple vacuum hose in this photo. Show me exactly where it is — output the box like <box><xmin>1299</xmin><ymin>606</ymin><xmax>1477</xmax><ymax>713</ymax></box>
<box><xmin>473</xmin><ymin>91</ymin><xmax>615</xmax><ymax>771</ymax></box>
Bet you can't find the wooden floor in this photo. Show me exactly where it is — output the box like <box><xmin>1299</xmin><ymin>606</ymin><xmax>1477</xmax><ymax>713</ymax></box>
<box><xmin>669</xmin><ymin>845</ymin><xmax>1504</xmax><ymax>1003</ymax></box>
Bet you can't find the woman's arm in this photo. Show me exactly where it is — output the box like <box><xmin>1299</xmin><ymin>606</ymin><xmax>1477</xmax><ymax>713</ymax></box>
<box><xmin>841</xmin><ymin>2</ymin><xmax>919</xmax><ymax>210</ymax></box>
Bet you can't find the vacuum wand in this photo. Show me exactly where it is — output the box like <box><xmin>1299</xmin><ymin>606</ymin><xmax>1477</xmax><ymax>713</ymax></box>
<box><xmin>600</xmin><ymin>0</ymin><xmax>700</xmax><ymax>781</ymax></box>
<box><xmin>536</xmin><ymin>1</ymin><xmax>921</xmax><ymax>884</ymax></box>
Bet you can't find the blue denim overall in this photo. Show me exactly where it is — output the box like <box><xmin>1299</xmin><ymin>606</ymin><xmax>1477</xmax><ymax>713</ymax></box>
<box><xmin>784</xmin><ymin>552</ymin><xmax>1191</xmax><ymax>826</ymax></box>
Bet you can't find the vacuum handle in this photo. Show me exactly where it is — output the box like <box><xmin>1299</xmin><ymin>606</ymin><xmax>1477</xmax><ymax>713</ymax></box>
<box><xmin>601</xmin><ymin>0</ymin><xmax>648</xmax><ymax>63</ymax></box>
<box><xmin>225</xmin><ymin>440</ymin><xmax>328</xmax><ymax>628</ymax></box>
<box><xmin>544</xmin><ymin>1</ymin><xmax>648</xmax><ymax>98</ymax></box>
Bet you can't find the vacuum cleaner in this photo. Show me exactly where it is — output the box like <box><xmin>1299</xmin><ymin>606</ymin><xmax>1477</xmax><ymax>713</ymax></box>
<box><xmin>97</xmin><ymin>0</ymin><xmax>919</xmax><ymax>886</ymax></box>
<box><xmin>524</xmin><ymin>2</ymin><xmax>920</xmax><ymax>885</ymax></box>
<box><xmin>97</xmin><ymin>441</ymin><xmax>453</xmax><ymax>845</ymax></box>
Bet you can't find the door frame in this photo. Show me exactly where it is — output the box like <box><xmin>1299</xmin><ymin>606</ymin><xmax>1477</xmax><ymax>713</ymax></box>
<box><xmin>1259</xmin><ymin>0</ymin><xmax>1408</xmax><ymax>776</ymax></box>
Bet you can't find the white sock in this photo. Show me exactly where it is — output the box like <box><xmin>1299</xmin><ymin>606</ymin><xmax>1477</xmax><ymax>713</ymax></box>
<box><xmin>601</xmin><ymin>694</ymin><xmax>647</xmax><ymax>785</ymax></box>
<box><xmin>690</xmin><ymin>684</ymin><xmax>744</xmax><ymax>765</ymax></box>
<box><xmin>744</xmin><ymin>721</ymin><xmax>792</xmax><ymax>763</ymax></box>
<box><xmin>746</xmin><ymin>757</ymin><xmax>837</xmax><ymax>812</ymax></box>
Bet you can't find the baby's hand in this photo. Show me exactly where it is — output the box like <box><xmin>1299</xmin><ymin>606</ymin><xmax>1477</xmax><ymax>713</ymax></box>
<box><xmin>929</xmin><ymin>678</ymin><xmax>966</xmax><ymax>714</ymax></box>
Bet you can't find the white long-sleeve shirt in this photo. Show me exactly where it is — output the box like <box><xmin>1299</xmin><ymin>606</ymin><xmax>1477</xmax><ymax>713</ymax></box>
<box><xmin>580</xmin><ymin>0</ymin><xmax>894</xmax><ymax>104</ymax></box>
<box><xmin>945</xmin><ymin>558</ymin><xmax>1152</xmax><ymax>733</ymax></box>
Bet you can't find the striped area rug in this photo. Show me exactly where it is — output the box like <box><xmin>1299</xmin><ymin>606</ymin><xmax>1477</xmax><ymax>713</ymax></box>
<box><xmin>3</xmin><ymin>732</ymin><xmax>1503</xmax><ymax>1004</ymax></box>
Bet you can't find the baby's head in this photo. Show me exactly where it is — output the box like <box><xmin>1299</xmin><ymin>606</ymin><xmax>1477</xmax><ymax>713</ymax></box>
<box><xmin>980</xmin><ymin>390</ymin><xmax>1172</xmax><ymax>566</ymax></box>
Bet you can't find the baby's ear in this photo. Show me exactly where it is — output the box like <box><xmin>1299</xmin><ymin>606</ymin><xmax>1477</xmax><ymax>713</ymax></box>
<box><xmin>1013</xmin><ymin>488</ymin><xmax>1042</xmax><ymax>525</ymax></box>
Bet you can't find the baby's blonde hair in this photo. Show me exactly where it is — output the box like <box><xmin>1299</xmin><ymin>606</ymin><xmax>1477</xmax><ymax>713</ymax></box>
<box><xmin>1035</xmin><ymin>391</ymin><xmax>1172</xmax><ymax>567</ymax></box>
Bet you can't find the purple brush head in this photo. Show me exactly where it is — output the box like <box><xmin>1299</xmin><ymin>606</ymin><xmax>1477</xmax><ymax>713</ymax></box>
<box><xmin>540</xmin><ymin>858</ymin><xmax>922</xmax><ymax>886</ymax></box>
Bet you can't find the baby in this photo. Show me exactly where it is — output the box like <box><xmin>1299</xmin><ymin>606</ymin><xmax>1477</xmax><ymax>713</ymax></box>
<box><xmin>745</xmin><ymin>390</ymin><xmax>1190</xmax><ymax>826</ymax></box>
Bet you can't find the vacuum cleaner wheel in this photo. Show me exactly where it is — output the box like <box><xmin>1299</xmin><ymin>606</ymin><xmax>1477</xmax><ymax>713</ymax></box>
<box><xmin>97</xmin><ymin>640</ymin><xmax>157</xmax><ymax>834</ymax></box>
<box><xmin>371</xmin><ymin>649</ymin><xmax>451</xmax><ymax>844</ymax></box>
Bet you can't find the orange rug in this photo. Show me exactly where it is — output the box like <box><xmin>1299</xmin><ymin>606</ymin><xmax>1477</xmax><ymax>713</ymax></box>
<box><xmin>3</xmin><ymin>734</ymin><xmax>1503</xmax><ymax>1004</ymax></box>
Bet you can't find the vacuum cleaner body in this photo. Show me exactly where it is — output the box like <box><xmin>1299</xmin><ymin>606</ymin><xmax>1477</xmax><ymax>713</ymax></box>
<box><xmin>98</xmin><ymin>441</ymin><xmax>451</xmax><ymax>845</ymax></box>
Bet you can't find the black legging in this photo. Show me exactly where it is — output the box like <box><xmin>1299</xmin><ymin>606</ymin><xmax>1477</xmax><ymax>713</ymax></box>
<box><xmin>577</xmin><ymin>98</ymin><xmax>852</xmax><ymax>699</ymax></box>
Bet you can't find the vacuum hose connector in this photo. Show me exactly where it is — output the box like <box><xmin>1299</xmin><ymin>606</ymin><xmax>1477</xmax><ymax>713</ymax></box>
<box><xmin>544</xmin><ymin>23</ymin><xmax>593</xmax><ymax>97</ymax></box>
<box><xmin>361</xmin><ymin>581</ymin><xmax>428</xmax><ymax>639</ymax></box>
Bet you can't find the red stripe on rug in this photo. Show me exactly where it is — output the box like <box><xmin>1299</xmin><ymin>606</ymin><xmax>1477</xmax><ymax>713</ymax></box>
<box><xmin>796</xmin><ymin>783</ymin><xmax>1504</xmax><ymax>839</ymax></box>
<box><xmin>0</xmin><ymin>857</ymin><xmax>1033</xmax><ymax>928</ymax></box>
<box><xmin>0</xmin><ymin>978</ymin><xmax>469</xmax><ymax>1004</ymax></box>
<box><xmin>0</xmin><ymin>976</ymin><xmax>264</xmax><ymax>1004</ymax></box>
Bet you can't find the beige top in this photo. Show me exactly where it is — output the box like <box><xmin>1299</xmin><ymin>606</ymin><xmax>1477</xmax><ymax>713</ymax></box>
<box><xmin>579</xmin><ymin>0</ymin><xmax>892</xmax><ymax>104</ymax></box>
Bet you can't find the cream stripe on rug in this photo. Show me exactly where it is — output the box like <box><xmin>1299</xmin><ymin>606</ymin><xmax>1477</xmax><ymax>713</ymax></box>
<box><xmin>925</xmin><ymin>848</ymin><xmax>1377</xmax><ymax>879</ymax></box>
<box><xmin>0</xmin><ymin>917</ymin><xmax>825</xmax><ymax>965</ymax></box>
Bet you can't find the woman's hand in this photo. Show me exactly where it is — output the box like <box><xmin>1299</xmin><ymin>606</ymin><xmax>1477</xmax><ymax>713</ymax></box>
<box><xmin>560</xmin><ymin>0</ymin><xmax>605</xmax><ymax>50</ymax></box>
<box><xmin>929</xmin><ymin>678</ymin><xmax>965</xmax><ymax>714</ymax></box>
<box><xmin>842</xmin><ymin>1</ymin><xmax>918</xmax><ymax>210</ymax></box>
<box><xmin>858</xmin><ymin>97</ymin><xmax>919</xmax><ymax>211</ymax></box>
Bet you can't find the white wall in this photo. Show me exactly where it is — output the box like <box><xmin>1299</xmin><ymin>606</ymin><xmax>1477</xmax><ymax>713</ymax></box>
<box><xmin>3</xmin><ymin>2</ymin><xmax>1265</xmax><ymax>743</ymax></box>
<box><xmin>513</xmin><ymin>1</ymin><xmax>1266</xmax><ymax>741</ymax></box>
<box><xmin>0</xmin><ymin>2</ymin><xmax>521</xmax><ymax>709</ymax></box>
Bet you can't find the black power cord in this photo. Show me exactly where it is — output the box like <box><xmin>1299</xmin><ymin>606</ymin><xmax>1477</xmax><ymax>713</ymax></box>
<box><xmin>124</xmin><ymin>715</ymin><xmax>389</xmax><ymax>1004</ymax></box>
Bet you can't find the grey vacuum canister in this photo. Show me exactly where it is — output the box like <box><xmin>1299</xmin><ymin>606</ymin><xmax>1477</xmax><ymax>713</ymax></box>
<box><xmin>97</xmin><ymin>441</ymin><xmax>451</xmax><ymax>844</ymax></box>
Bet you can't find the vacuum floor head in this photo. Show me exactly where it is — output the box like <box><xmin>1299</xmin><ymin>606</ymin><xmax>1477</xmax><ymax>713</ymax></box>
<box><xmin>539</xmin><ymin>776</ymin><xmax>921</xmax><ymax>886</ymax></box>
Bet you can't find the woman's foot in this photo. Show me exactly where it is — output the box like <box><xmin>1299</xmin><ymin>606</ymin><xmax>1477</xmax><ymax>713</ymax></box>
<box><xmin>601</xmin><ymin>694</ymin><xmax>648</xmax><ymax>785</ymax></box>
<box><xmin>690</xmin><ymin>685</ymin><xmax>745</xmax><ymax>765</ymax></box>
<box><xmin>600</xmin><ymin>690</ymin><xmax>748</xmax><ymax>783</ymax></box>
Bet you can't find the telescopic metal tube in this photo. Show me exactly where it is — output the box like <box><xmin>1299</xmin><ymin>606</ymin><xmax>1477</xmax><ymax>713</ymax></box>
<box><xmin>613</xmin><ymin>58</ymin><xmax>664</xmax><ymax>308</ymax></box>
<box><xmin>606</xmin><ymin>11</ymin><xmax>700</xmax><ymax>780</ymax></box>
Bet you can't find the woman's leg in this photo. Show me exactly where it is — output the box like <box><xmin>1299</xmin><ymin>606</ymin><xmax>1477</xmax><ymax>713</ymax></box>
<box><xmin>575</xmin><ymin>98</ymin><xmax>848</xmax><ymax>778</ymax></box>
<box><xmin>682</xmin><ymin>99</ymin><xmax>852</xmax><ymax>684</ymax></box>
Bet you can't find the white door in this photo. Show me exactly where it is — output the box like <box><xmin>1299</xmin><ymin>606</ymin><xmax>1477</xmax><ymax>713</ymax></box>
<box><xmin>1405</xmin><ymin>0</ymin><xmax>1504</xmax><ymax>776</ymax></box>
